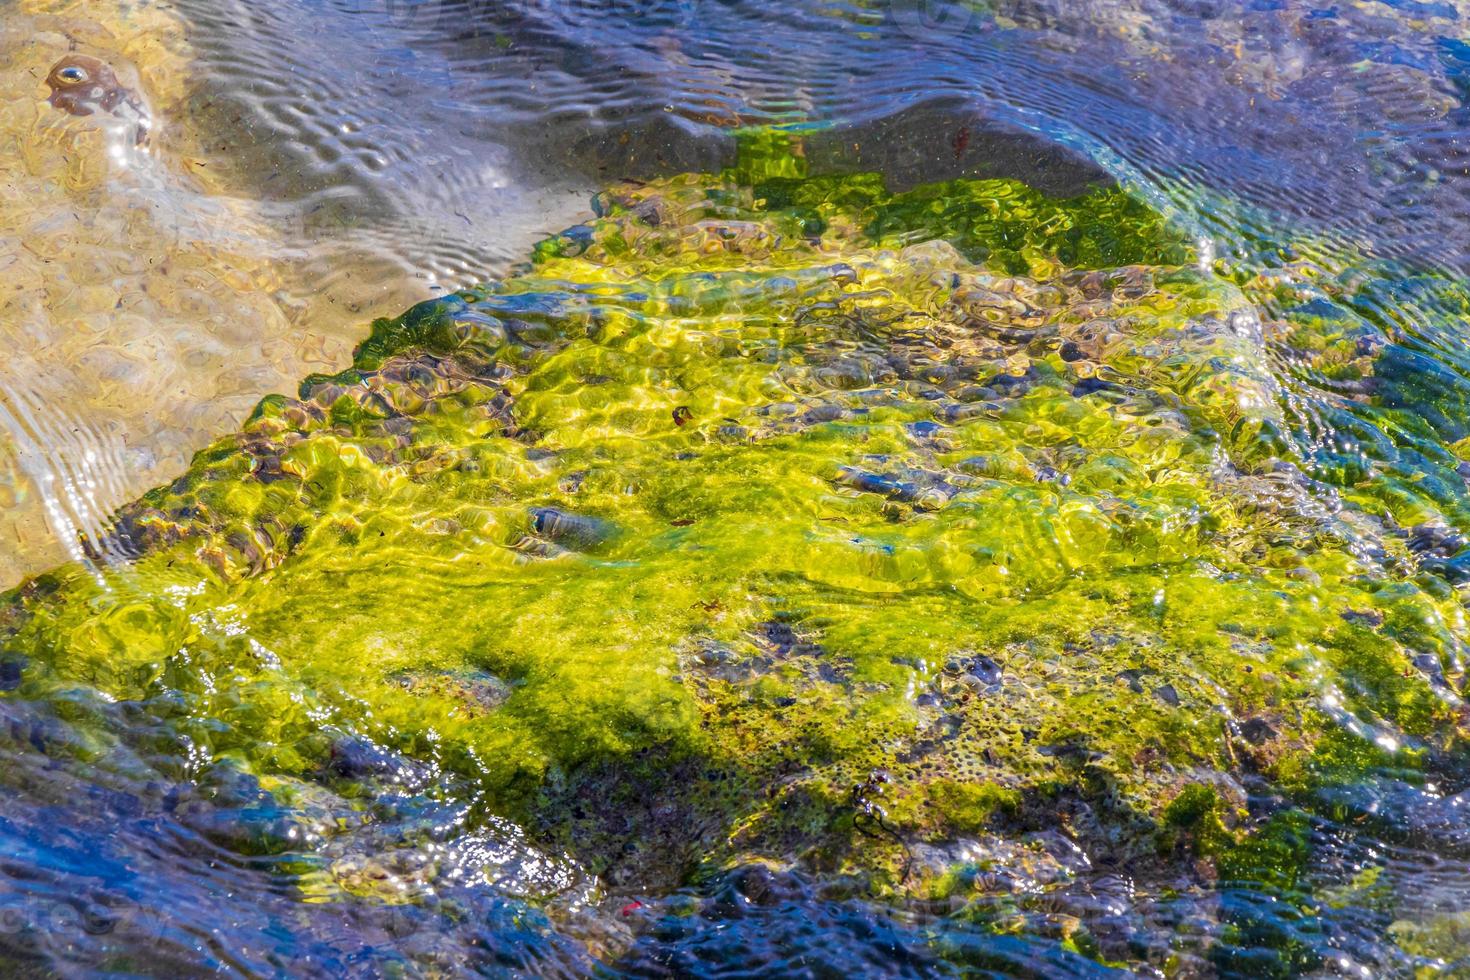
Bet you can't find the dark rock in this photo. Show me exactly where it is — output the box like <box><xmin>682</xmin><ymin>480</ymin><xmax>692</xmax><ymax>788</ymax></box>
<box><xmin>0</xmin><ymin>654</ymin><xmax>28</xmax><ymax>692</ymax></box>
<box><xmin>531</xmin><ymin>508</ymin><xmax>614</xmax><ymax>551</ymax></box>
<box><xmin>1239</xmin><ymin>717</ymin><xmax>1278</xmax><ymax>745</ymax></box>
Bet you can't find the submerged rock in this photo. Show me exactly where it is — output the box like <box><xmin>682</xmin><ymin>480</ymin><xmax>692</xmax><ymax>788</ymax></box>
<box><xmin>44</xmin><ymin>54</ymin><xmax>146</xmax><ymax>123</ymax></box>
<box><xmin>1</xmin><ymin>166</ymin><xmax>1467</xmax><ymax>971</ymax></box>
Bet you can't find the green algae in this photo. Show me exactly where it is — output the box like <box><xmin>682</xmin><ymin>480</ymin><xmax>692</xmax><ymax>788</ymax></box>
<box><xmin>2</xmin><ymin>166</ymin><xmax>1469</xmax><ymax>962</ymax></box>
<box><xmin>1389</xmin><ymin>912</ymin><xmax>1470</xmax><ymax>976</ymax></box>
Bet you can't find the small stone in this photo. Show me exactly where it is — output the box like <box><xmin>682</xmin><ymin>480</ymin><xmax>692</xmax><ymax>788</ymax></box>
<box><xmin>1286</xmin><ymin>566</ymin><xmax>1320</xmax><ymax>585</ymax></box>
<box><xmin>1153</xmin><ymin>684</ymin><xmax>1181</xmax><ymax>707</ymax></box>
<box><xmin>1240</xmin><ymin>717</ymin><xmax>1277</xmax><ymax>745</ymax></box>
<box><xmin>0</xmin><ymin>655</ymin><xmax>26</xmax><ymax>692</ymax></box>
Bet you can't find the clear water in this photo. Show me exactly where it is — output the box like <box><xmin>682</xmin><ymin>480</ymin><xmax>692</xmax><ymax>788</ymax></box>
<box><xmin>6</xmin><ymin>0</ymin><xmax>1470</xmax><ymax>976</ymax></box>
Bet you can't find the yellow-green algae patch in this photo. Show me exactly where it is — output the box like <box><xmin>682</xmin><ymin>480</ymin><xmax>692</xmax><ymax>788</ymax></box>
<box><xmin>1</xmin><ymin>169</ymin><xmax>1466</xmax><ymax>910</ymax></box>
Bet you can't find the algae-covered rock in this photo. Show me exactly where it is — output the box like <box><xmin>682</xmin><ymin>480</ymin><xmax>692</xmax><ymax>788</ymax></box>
<box><xmin>3</xmin><ymin>166</ymin><xmax>1468</xmax><ymax>968</ymax></box>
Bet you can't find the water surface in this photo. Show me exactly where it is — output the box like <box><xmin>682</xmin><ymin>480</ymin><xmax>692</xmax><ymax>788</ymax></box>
<box><xmin>6</xmin><ymin>0</ymin><xmax>1470</xmax><ymax>977</ymax></box>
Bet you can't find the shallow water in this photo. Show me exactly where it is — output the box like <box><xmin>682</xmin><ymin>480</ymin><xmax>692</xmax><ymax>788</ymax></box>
<box><xmin>0</xmin><ymin>0</ymin><xmax>593</xmax><ymax>584</ymax></box>
<box><xmin>11</xmin><ymin>0</ymin><xmax>1470</xmax><ymax>586</ymax></box>
<box><xmin>7</xmin><ymin>0</ymin><xmax>1470</xmax><ymax>582</ymax></box>
<box><xmin>7</xmin><ymin>0</ymin><xmax>1470</xmax><ymax>977</ymax></box>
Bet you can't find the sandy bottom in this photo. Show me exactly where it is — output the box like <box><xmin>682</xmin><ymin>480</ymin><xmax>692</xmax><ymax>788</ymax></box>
<box><xmin>0</xmin><ymin>0</ymin><xmax>588</xmax><ymax>587</ymax></box>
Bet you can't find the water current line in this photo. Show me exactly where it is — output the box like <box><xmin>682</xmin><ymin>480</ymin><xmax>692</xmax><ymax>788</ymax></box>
<box><xmin>0</xmin><ymin>379</ymin><xmax>130</xmax><ymax>587</ymax></box>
